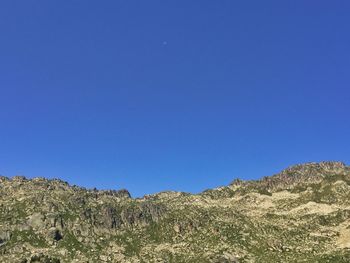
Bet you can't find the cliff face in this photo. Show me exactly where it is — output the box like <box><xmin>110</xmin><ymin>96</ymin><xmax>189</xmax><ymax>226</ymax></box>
<box><xmin>1</xmin><ymin>161</ymin><xmax>350</xmax><ymax>262</ymax></box>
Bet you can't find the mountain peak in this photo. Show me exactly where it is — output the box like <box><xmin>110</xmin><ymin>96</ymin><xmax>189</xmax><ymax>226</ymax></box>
<box><xmin>279</xmin><ymin>161</ymin><xmax>347</xmax><ymax>177</ymax></box>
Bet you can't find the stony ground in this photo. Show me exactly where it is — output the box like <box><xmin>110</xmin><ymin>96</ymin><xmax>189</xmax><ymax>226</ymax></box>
<box><xmin>1</xmin><ymin>161</ymin><xmax>350</xmax><ymax>262</ymax></box>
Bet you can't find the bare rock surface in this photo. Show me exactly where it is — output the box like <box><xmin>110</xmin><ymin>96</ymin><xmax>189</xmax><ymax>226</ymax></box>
<box><xmin>1</xmin><ymin>161</ymin><xmax>350</xmax><ymax>262</ymax></box>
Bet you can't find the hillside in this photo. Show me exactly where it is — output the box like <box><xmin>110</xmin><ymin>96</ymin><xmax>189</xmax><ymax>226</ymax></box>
<box><xmin>1</xmin><ymin>161</ymin><xmax>350</xmax><ymax>262</ymax></box>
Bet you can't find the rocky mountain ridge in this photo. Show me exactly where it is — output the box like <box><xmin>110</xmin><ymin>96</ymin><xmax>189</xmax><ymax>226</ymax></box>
<box><xmin>1</xmin><ymin>161</ymin><xmax>350</xmax><ymax>262</ymax></box>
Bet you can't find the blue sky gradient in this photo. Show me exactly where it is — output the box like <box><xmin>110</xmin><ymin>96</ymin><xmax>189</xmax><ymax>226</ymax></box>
<box><xmin>1</xmin><ymin>1</ymin><xmax>349</xmax><ymax>197</ymax></box>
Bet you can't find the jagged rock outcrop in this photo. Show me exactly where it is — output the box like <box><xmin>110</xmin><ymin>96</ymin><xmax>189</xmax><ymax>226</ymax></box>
<box><xmin>1</xmin><ymin>161</ymin><xmax>350</xmax><ymax>262</ymax></box>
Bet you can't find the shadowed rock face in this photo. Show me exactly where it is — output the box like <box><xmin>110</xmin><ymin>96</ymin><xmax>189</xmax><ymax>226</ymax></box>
<box><xmin>1</xmin><ymin>161</ymin><xmax>350</xmax><ymax>262</ymax></box>
<box><xmin>93</xmin><ymin>201</ymin><xmax>166</xmax><ymax>229</ymax></box>
<box><xmin>21</xmin><ymin>254</ymin><xmax>60</xmax><ymax>263</ymax></box>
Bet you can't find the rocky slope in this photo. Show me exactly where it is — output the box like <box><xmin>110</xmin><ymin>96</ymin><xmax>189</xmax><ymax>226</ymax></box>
<box><xmin>1</xmin><ymin>161</ymin><xmax>350</xmax><ymax>262</ymax></box>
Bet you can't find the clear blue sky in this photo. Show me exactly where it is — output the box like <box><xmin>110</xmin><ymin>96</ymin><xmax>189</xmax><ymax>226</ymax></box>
<box><xmin>0</xmin><ymin>1</ymin><xmax>349</xmax><ymax>197</ymax></box>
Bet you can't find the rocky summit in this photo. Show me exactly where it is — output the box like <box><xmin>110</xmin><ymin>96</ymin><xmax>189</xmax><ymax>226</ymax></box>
<box><xmin>1</xmin><ymin>161</ymin><xmax>350</xmax><ymax>262</ymax></box>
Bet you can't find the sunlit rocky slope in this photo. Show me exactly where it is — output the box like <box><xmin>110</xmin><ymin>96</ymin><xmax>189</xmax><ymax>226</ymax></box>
<box><xmin>1</xmin><ymin>161</ymin><xmax>350</xmax><ymax>262</ymax></box>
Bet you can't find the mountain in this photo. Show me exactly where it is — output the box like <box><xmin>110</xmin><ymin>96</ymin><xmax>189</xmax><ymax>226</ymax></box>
<box><xmin>1</xmin><ymin>161</ymin><xmax>350</xmax><ymax>262</ymax></box>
